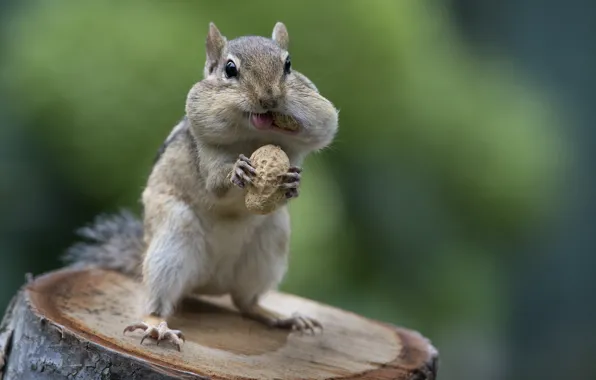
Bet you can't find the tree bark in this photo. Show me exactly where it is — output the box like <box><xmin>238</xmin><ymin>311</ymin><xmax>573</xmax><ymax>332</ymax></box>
<box><xmin>0</xmin><ymin>268</ymin><xmax>438</xmax><ymax>379</ymax></box>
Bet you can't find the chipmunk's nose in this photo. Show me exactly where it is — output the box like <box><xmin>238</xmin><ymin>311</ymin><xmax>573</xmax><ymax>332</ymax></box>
<box><xmin>259</xmin><ymin>97</ymin><xmax>278</xmax><ymax>110</ymax></box>
<box><xmin>258</xmin><ymin>87</ymin><xmax>281</xmax><ymax>110</ymax></box>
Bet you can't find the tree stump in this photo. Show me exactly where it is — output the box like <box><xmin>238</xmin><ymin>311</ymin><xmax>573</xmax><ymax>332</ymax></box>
<box><xmin>0</xmin><ymin>268</ymin><xmax>439</xmax><ymax>379</ymax></box>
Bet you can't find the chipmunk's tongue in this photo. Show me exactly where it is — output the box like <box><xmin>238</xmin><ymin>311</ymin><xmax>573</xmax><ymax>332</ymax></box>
<box><xmin>251</xmin><ymin>112</ymin><xmax>274</xmax><ymax>129</ymax></box>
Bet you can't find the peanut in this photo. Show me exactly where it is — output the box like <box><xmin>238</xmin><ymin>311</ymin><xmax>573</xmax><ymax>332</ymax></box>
<box><xmin>245</xmin><ymin>145</ymin><xmax>290</xmax><ymax>214</ymax></box>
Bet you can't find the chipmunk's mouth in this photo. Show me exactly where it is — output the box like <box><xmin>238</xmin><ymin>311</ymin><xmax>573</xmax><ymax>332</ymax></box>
<box><xmin>249</xmin><ymin>112</ymin><xmax>300</xmax><ymax>134</ymax></box>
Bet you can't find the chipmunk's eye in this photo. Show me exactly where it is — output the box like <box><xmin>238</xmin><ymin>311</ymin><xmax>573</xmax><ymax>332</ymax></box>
<box><xmin>284</xmin><ymin>55</ymin><xmax>291</xmax><ymax>74</ymax></box>
<box><xmin>225</xmin><ymin>60</ymin><xmax>238</xmax><ymax>78</ymax></box>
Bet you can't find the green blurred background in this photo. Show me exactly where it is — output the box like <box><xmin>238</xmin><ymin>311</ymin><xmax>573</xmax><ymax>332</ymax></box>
<box><xmin>0</xmin><ymin>0</ymin><xmax>592</xmax><ymax>379</ymax></box>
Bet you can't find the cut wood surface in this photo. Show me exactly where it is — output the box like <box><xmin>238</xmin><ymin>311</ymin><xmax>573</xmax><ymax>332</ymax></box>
<box><xmin>0</xmin><ymin>268</ymin><xmax>439</xmax><ymax>379</ymax></box>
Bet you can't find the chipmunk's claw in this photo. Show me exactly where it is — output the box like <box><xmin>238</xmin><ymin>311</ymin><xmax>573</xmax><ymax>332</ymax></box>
<box><xmin>123</xmin><ymin>321</ymin><xmax>185</xmax><ymax>351</ymax></box>
<box><xmin>239</xmin><ymin>303</ymin><xmax>322</xmax><ymax>335</ymax></box>
<box><xmin>231</xmin><ymin>154</ymin><xmax>256</xmax><ymax>188</ymax></box>
<box><xmin>280</xmin><ymin>166</ymin><xmax>302</xmax><ymax>199</ymax></box>
<box><xmin>272</xmin><ymin>312</ymin><xmax>322</xmax><ymax>335</ymax></box>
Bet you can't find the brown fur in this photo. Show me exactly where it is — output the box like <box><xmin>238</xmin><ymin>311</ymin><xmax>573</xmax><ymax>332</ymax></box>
<box><xmin>64</xmin><ymin>22</ymin><xmax>339</xmax><ymax>346</ymax></box>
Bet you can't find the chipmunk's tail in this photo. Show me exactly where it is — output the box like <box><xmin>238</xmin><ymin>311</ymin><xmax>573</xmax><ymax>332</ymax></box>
<box><xmin>62</xmin><ymin>209</ymin><xmax>145</xmax><ymax>278</ymax></box>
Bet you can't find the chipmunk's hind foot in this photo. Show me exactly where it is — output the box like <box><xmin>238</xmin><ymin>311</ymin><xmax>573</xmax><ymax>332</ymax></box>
<box><xmin>123</xmin><ymin>317</ymin><xmax>185</xmax><ymax>351</ymax></box>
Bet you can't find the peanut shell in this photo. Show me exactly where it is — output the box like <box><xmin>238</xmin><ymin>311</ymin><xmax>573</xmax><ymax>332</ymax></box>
<box><xmin>245</xmin><ymin>144</ymin><xmax>290</xmax><ymax>214</ymax></box>
<box><xmin>273</xmin><ymin>113</ymin><xmax>300</xmax><ymax>131</ymax></box>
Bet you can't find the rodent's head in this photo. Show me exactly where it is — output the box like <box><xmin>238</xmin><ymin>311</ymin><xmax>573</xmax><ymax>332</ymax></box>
<box><xmin>186</xmin><ymin>22</ymin><xmax>338</xmax><ymax>153</ymax></box>
<box><xmin>203</xmin><ymin>22</ymin><xmax>289</xmax><ymax>111</ymax></box>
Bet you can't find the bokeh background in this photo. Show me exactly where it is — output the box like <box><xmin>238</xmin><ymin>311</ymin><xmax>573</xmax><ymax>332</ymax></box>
<box><xmin>0</xmin><ymin>0</ymin><xmax>592</xmax><ymax>379</ymax></box>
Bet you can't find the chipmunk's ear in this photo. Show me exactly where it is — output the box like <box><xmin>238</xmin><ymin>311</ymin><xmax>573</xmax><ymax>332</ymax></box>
<box><xmin>205</xmin><ymin>22</ymin><xmax>226</xmax><ymax>76</ymax></box>
<box><xmin>272</xmin><ymin>22</ymin><xmax>289</xmax><ymax>50</ymax></box>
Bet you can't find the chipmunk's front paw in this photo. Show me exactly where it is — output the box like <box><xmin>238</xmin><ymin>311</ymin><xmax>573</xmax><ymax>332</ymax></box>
<box><xmin>280</xmin><ymin>166</ymin><xmax>302</xmax><ymax>199</ymax></box>
<box><xmin>231</xmin><ymin>154</ymin><xmax>256</xmax><ymax>189</ymax></box>
<box><xmin>123</xmin><ymin>320</ymin><xmax>185</xmax><ymax>351</ymax></box>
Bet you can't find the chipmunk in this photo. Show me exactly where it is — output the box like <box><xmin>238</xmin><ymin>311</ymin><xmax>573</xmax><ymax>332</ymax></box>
<box><xmin>62</xmin><ymin>22</ymin><xmax>339</xmax><ymax>351</ymax></box>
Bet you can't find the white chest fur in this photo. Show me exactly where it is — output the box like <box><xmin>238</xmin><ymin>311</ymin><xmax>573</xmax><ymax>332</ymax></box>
<box><xmin>197</xmin><ymin>214</ymin><xmax>265</xmax><ymax>294</ymax></box>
